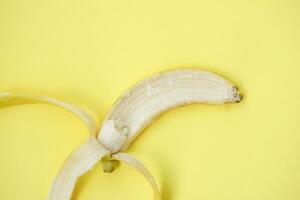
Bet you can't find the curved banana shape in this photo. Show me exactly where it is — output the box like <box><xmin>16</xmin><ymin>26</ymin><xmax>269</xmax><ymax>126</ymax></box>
<box><xmin>0</xmin><ymin>68</ymin><xmax>242</xmax><ymax>200</ymax></box>
<box><xmin>98</xmin><ymin>68</ymin><xmax>242</xmax><ymax>152</ymax></box>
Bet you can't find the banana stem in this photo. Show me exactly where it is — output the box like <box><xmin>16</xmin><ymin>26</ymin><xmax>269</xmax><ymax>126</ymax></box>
<box><xmin>102</xmin><ymin>160</ymin><xmax>119</xmax><ymax>173</ymax></box>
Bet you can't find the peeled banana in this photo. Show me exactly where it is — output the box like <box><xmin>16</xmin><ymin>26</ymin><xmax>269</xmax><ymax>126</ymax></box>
<box><xmin>0</xmin><ymin>68</ymin><xmax>242</xmax><ymax>200</ymax></box>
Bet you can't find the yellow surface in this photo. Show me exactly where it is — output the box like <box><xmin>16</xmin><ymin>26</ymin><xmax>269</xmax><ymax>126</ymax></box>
<box><xmin>0</xmin><ymin>0</ymin><xmax>299</xmax><ymax>199</ymax></box>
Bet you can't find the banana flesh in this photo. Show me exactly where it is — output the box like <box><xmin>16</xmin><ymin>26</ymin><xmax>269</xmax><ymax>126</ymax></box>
<box><xmin>0</xmin><ymin>68</ymin><xmax>242</xmax><ymax>200</ymax></box>
<box><xmin>98</xmin><ymin>69</ymin><xmax>242</xmax><ymax>154</ymax></box>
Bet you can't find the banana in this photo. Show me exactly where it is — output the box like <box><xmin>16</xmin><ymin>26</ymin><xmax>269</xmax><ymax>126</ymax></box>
<box><xmin>0</xmin><ymin>68</ymin><xmax>242</xmax><ymax>200</ymax></box>
<box><xmin>98</xmin><ymin>68</ymin><xmax>242</xmax><ymax>153</ymax></box>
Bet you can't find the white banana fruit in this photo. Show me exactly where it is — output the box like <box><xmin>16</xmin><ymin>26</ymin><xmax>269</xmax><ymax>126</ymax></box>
<box><xmin>99</xmin><ymin>68</ymin><xmax>242</xmax><ymax>152</ymax></box>
<box><xmin>0</xmin><ymin>68</ymin><xmax>242</xmax><ymax>200</ymax></box>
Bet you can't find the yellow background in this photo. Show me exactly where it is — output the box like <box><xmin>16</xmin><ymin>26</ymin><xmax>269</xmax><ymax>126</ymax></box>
<box><xmin>0</xmin><ymin>0</ymin><xmax>299</xmax><ymax>199</ymax></box>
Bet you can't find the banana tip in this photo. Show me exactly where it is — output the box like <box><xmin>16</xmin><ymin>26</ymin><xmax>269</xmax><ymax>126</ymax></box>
<box><xmin>232</xmin><ymin>85</ymin><xmax>243</xmax><ymax>103</ymax></box>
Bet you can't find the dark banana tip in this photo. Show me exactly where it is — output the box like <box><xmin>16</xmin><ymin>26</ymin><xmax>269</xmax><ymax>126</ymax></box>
<box><xmin>232</xmin><ymin>85</ymin><xmax>243</xmax><ymax>103</ymax></box>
